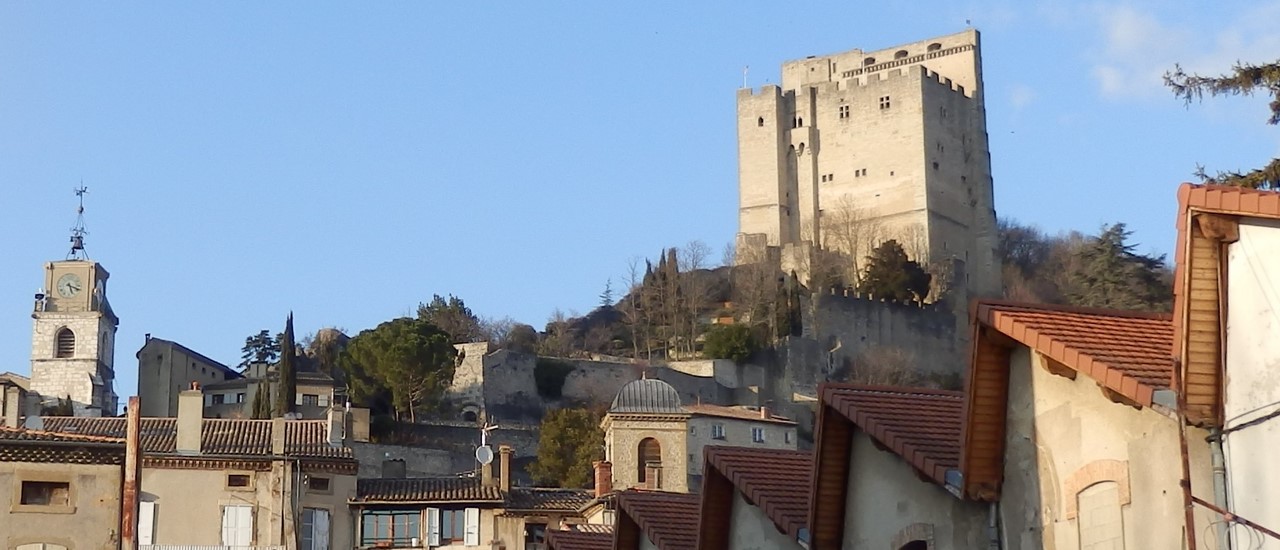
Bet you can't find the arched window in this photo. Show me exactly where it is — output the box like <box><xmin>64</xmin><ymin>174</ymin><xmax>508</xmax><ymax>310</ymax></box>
<box><xmin>757</xmin><ymin>117</ymin><xmax>764</xmax><ymax>127</ymax></box>
<box><xmin>895</xmin><ymin>50</ymin><xmax>909</xmax><ymax>59</ymax></box>
<box><xmin>797</xmin><ymin>117</ymin><xmax>803</xmax><ymax>127</ymax></box>
<box><xmin>863</xmin><ymin>57</ymin><xmax>876</xmax><ymax>66</ymax></box>
<box><xmin>927</xmin><ymin>43</ymin><xmax>942</xmax><ymax>52</ymax></box>
<box><xmin>797</xmin><ymin>143</ymin><xmax>806</xmax><ymax>156</ymax></box>
<box><xmin>1077</xmin><ymin>482</ymin><xmax>1124</xmax><ymax>547</ymax></box>
<box><xmin>55</xmin><ymin>328</ymin><xmax>75</xmax><ymax>358</ymax></box>
<box><xmin>462</xmin><ymin>410</ymin><xmax>477</xmax><ymax>422</ymax></box>
<box><xmin>638</xmin><ymin>438</ymin><xmax>661</xmax><ymax>483</ymax></box>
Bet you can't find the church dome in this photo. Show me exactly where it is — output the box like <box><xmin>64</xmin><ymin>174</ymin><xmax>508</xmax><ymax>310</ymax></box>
<box><xmin>610</xmin><ymin>378</ymin><xmax>683</xmax><ymax>414</ymax></box>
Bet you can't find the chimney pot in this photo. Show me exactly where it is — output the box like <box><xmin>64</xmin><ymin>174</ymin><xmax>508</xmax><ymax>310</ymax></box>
<box><xmin>593</xmin><ymin>461</ymin><xmax>613</xmax><ymax>498</ymax></box>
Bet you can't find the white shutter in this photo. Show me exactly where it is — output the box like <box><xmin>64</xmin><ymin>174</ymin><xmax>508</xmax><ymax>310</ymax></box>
<box><xmin>314</xmin><ymin>509</ymin><xmax>330</xmax><ymax>550</ymax></box>
<box><xmin>464</xmin><ymin>508</ymin><xmax>480</xmax><ymax>546</ymax></box>
<box><xmin>139</xmin><ymin>501</ymin><xmax>156</xmax><ymax>545</ymax></box>
<box><xmin>426</xmin><ymin>508</ymin><xmax>441</xmax><ymax>547</ymax></box>
<box><xmin>223</xmin><ymin>505</ymin><xmax>253</xmax><ymax>546</ymax></box>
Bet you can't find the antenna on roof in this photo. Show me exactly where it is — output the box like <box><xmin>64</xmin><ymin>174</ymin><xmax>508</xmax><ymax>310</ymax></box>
<box><xmin>67</xmin><ymin>184</ymin><xmax>90</xmax><ymax>260</ymax></box>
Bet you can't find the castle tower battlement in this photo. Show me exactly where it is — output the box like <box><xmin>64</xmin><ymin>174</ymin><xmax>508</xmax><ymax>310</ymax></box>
<box><xmin>736</xmin><ymin>29</ymin><xmax>1000</xmax><ymax>299</ymax></box>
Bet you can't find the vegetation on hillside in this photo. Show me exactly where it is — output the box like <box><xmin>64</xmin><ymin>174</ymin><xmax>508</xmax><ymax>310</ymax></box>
<box><xmin>339</xmin><ymin>317</ymin><xmax>457</xmax><ymax>422</ymax></box>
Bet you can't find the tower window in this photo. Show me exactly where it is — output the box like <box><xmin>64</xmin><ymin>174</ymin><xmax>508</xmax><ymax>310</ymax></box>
<box><xmin>895</xmin><ymin>50</ymin><xmax>908</xmax><ymax>59</ymax></box>
<box><xmin>839</xmin><ymin>105</ymin><xmax>850</xmax><ymax>119</ymax></box>
<box><xmin>797</xmin><ymin>117</ymin><xmax>803</xmax><ymax>127</ymax></box>
<box><xmin>55</xmin><ymin>328</ymin><xmax>75</xmax><ymax>358</ymax></box>
<box><xmin>928</xmin><ymin>43</ymin><xmax>942</xmax><ymax>52</ymax></box>
<box><xmin>863</xmin><ymin>57</ymin><xmax>876</xmax><ymax>66</ymax></box>
<box><xmin>879</xmin><ymin>96</ymin><xmax>891</xmax><ymax>110</ymax></box>
<box><xmin>758</xmin><ymin>117</ymin><xmax>764</xmax><ymax>127</ymax></box>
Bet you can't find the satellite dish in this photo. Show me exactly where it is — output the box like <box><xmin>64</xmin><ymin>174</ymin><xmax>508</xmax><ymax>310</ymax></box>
<box><xmin>475</xmin><ymin>444</ymin><xmax>494</xmax><ymax>465</ymax></box>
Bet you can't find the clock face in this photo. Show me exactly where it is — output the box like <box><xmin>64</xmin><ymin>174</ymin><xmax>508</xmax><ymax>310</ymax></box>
<box><xmin>57</xmin><ymin>273</ymin><xmax>83</xmax><ymax>298</ymax></box>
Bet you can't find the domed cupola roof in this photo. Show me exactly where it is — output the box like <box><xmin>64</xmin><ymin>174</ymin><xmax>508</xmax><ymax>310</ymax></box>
<box><xmin>609</xmin><ymin>378</ymin><xmax>683</xmax><ymax>414</ymax></box>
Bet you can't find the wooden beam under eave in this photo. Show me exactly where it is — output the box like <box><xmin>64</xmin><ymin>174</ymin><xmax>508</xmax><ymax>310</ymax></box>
<box><xmin>1037</xmin><ymin>353</ymin><xmax>1077</xmax><ymax>380</ymax></box>
<box><xmin>1196</xmin><ymin>213</ymin><xmax>1240</xmax><ymax>243</ymax></box>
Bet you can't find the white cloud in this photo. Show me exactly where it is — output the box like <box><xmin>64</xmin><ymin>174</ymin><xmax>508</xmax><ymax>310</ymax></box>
<box><xmin>1088</xmin><ymin>1</ymin><xmax>1280</xmax><ymax>99</ymax></box>
<box><xmin>1010</xmin><ymin>84</ymin><xmax>1036</xmax><ymax>111</ymax></box>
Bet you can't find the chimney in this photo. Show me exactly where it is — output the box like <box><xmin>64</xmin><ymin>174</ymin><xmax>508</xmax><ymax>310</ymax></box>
<box><xmin>382</xmin><ymin>459</ymin><xmax>406</xmax><ymax>478</ymax></box>
<box><xmin>760</xmin><ymin>405</ymin><xmax>771</xmax><ymax>420</ymax></box>
<box><xmin>176</xmin><ymin>382</ymin><xmax>203</xmax><ymax>455</ymax></box>
<box><xmin>3</xmin><ymin>386</ymin><xmax>22</xmax><ymax>428</ymax></box>
<box><xmin>498</xmin><ymin>445</ymin><xmax>513</xmax><ymax>492</ymax></box>
<box><xmin>593</xmin><ymin>461</ymin><xmax>613</xmax><ymax>498</ymax></box>
<box><xmin>645</xmin><ymin>461</ymin><xmax>662</xmax><ymax>491</ymax></box>
<box><xmin>121</xmin><ymin>397</ymin><xmax>142</xmax><ymax>550</ymax></box>
<box><xmin>327</xmin><ymin>407</ymin><xmax>344</xmax><ymax>447</ymax></box>
<box><xmin>482</xmin><ymin>459</ymin><xmax>495</xmax><ymax>488</ymax></box>
<box><xmin>349</xmin><ymin>407</ymin><xmax>371</xmax><ymax>443</ymax></box>
<box><xmin>271</xmin><ymin>417</ymin><xmax>286</xmax><ymax>456</ymax></box>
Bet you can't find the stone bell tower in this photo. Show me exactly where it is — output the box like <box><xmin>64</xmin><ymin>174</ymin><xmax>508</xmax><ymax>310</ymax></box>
<box><xmin>29</xmin><ymin>187</ymin><xmax>118</xmax><ymax>416</ymax></box>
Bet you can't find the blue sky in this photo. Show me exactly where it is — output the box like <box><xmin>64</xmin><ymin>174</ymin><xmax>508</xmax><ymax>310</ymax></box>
<box><xmin>2</xmin><ymin>2</ymin><xmax>1278</xmax><ymax>410</ymax></box>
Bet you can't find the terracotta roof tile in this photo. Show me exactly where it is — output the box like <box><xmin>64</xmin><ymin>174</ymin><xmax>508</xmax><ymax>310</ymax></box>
<box><xmin>571</xmin><ymin>524</ymin><xmax>614</xmax><ymax>534</ymax></box>
<box><xmin>683</xmin><ymin>404</ymin><xmax>795</xmax><ymax>425</ymax></box>
<box><xmin>0</xmin><ymin>427</ymin><xmax>124</xmax><ymax>444</ymax></box>
<box><xmin>0</xmin><ymin>427</ymin><xmax>126</xmax><ymax>465</ymax></box>
<box><xmin>704</xmin><ymin>447</ymin><xmax>811</xmax><ymax>538</ymax></box>
<box><xmin>976</xmin><ymin>301</ymin><xmax>1174</xmax><ymax>404</ymax></box>
<box><xmin>505</xmin><ymin>488</ymin><xmax>594</xmax><ymax>511</ymax></box>
<box><xmin>353</xmin><ymin>477</ymin><xmax>503</xmax><ymax>504</ymax></box>
<box><xmin>40</xmin><ymin>417</ymin><xmax>353</xmax><ymax>459</ymax></box>
<box><xmin>616</xmin><ymin>490</ymin><xmax>700</xmax><ymax>550</ymax></box>
<box><xmin>547</xmin><ymin>529</ymin><xmax>613</xmax><ymax>550</ymax></box>
<box><xmin>821</xmin><ymin>384</ymin><xmax>964</xmax><ymax>485</ymax></box>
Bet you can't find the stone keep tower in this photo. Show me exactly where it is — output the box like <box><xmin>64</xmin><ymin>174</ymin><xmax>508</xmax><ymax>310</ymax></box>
<box><xmin>737</xmin><ymin>29</ymin><xmax>1000</xmax><ymax>298</ymax></box>
<box><xmin>29</xmin><ymin>189</ymin><xmax>119</xmax><ymax>416</ymax></box>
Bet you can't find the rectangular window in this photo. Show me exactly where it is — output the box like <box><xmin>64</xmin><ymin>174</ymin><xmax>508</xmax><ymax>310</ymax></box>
<box><xmin>525</xmin><ymin>523</ymin><xmax>548</xmax><ymax>550</ymax></box>
<box><xmin>211</xmin><ymin>394</ymin><xmax>226</xmax><ymax>405</ymax></box>
<box><xmin>302</xmin><ymin>394</ymin><xmax>319</xmax><ymax>406</ymax></box>
<box><xmin>838</xmin><ymin>104</ymin><xmax>850</xmax><ymax>119</ymax></box>
<box><xmin>318</xmin><ymin>394</ymin><xmax>330</xmax><ymax>407</ymax></box>
<box><xmin>879</xmin><ymin>95</ymin><xmax>891</xmax><ymax>110</ymax></box>
<box><xmin>222</xmin><ymin>505</ymin><xmax>253</xmax><ymax>547</ymax></box>
<box><xmin>441</xmin><ymin>509</ymin><xmax>466</xmax><ymax>542</ymax></box>
<box><xmin>20</xmin><ymin>481</ymin><xmax>69</xmax><ymax>506</ymax></box>
<box><xmin>751</xmin><ymin>427</ymin><xmax>766</xmax><ymax>443</ymax></box>
<box><xmin>785</xmin><ymin>431</ymin><xmax>792</xmax><ymax>444</ymax></box>
<box><xmin>301</xmin><ymin>508</ymin><xmax>331</xmax><ymax>550</ymax></box>
<box><xmin>688</xmin><ymin>425</ymin><xmax>696</xmax><ymax>436</ymax></box>
<box><xmin>236</xmin><ymin>392</ymin><xmax>246</xmax><ymax>403</ymax></box>
<box><xmin>308</xmin><ymin>476</ymin><xmax>331</xmax><ymax>493</ymax></box>
<box><xmin>361</xmin><ymin>510</ymin><xmax>420</xmax><ymax>547</ymax></box>
<box><xmin>711</xmin><ymin>424</ymin><xmax>726</xmax><ymax>440</ymax></box>
<box><xmin>227</xmin><ymin>474</ymin><xmax>252</xmax><ymax>489</ymax></box>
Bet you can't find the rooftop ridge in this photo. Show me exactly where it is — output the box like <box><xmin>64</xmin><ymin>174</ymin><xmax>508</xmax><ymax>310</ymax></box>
<box><xmin>973</xmin><ymin>298</ymin><xmax>1173</xmax><ymax>321</ymax></box>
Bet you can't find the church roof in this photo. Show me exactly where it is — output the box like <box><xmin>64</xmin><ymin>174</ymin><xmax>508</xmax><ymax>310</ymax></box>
<box><xmin>610</xmin><ymin>378</ymin><xmax>683</xmax><ymax>414</ymax></box>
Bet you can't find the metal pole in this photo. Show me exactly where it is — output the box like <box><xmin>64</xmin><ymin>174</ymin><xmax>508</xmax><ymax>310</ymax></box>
<box><xmin>1192</xmin><ymin>495</ymin><xmax>1280</xmax><ymax>542</ymax></box>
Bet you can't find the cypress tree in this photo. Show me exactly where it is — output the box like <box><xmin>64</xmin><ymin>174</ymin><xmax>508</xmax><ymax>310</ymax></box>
<box><xmin>250</xmin><ymin>382</ymin><xmax>272</xmax><ymax>419</ymax></box>
<box><xmin>276</xmin><ymin>313</ymin><xmax>298</xmax><ymax>417</ymax></box>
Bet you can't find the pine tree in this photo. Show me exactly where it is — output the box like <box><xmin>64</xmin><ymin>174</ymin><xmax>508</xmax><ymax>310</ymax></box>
<box><xmin>1165</xmin><ymin>61</ymin><xmax>1280</xmax><ymax>189</ymax></box>
<box><xmin>276</xmin><ymin>313</ymin><xmax>298</xmax><ymax>417</ymax></box>
<box><xmin>856</xmin><ymin>240</ymin><xmax>932</xmax><ymax>303</ymax></box>
<box><xmin>1065</xmin><ymin>224</ymin><xmax>1172</xmax><ymax>311</ymax></box>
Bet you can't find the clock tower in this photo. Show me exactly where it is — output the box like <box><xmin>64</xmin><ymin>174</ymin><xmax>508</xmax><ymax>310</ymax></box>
<box><xmin>29</xmin><ymin>187</ymin><xmax>118</xmax><ymax>416</ymax></box>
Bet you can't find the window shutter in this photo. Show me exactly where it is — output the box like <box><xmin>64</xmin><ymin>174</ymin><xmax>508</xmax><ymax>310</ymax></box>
<box><xmin>139</xmin><ymin>501</ymin><xmax>156</xmax><ymax>545</ymax></box>
<box><xmin>426</xmin><ymin>508</ymin><xmax>441</xmax><ymax>547</ymax></box>
<box><xmin>314</xmin><ymin>509</ymin><xmax>330</xmax><ymax>550</ymax></box>
<box><xmin>222</xmin><ymin>505</ymin><xmax>253</xmax><ymax>546</ymax></box>
<box><xmin>464</xmin><ymin>508</ymin><xmax>480</xmax><ymax>546</ymax></box>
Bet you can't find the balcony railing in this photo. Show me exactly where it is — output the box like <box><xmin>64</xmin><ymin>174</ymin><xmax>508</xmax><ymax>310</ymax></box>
<box><xmin>140</xmin><ymin>546</ymin><xmax>287</xmax><ymax>550</ymax></box>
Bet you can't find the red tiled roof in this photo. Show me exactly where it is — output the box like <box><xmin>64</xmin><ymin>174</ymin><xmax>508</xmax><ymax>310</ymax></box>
<box><xmin>683</xmin><ymin>404</ymin><xmax>795</xmax><ymax>425</ymax></box>
<box><xmin>352</xmin><ymin>477</ymin><xmax>503</xmax><ymax>504</ymax></box>
<box><xmin>505</xmin><ymin>488</ymin><xmax>594</xmax><ymax>511</ymax></box>
<box><xmin>615</xmin><ymin>490</ymin><xmax>700</xmax><ymax>550</ymax></box>
<box><xmin>547</xmin><ymin>529</ymin><xmax>613</xmax><ymax>550</ymax></box>
<box><xmin>703</xmin><ymin>447</ymin><xmax>811</xmax><ymax>538</ymax></box>
<box><xmin>571</xmin><ymin>524</ymin><xmax>614</xmax><ymax>534</ymax></box>
<box><xmin>40</xmin><ymin>417</ymin><xmax>353</xmax><ymax>459</ymax></box>
<box><xmin>975</xmin><ymin>300</ymin><xmax>1174</xmax><ymax>405</ymax></box>
<box><xmin>821</xmin><ymin>384</ymin><xmax>963</xmax><ymax>485</ymax></box>
<box><xmin>0</xmin><ymin>427</ymin><xmax>124</xmax><ymax>444</ymax></box>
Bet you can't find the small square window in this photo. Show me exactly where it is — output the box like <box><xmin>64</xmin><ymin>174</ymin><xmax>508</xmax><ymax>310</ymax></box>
<box><xmin>838</xmin><ymin>105</ymin><xmax>850</xmax><ymax>119</ymax></box>
<box><xmin>879</xmin><ymin>96</ymin><xmax>891</xmax><ymax>110</ymax></box>
<box><xmin>211</xmin><ymin>394</ymin><xmax>225</xmax><ymax>405</ymax></box>
<box><xmin>689</xmin><ymin>426</ymin><xmax>696</xmax><ymax>436</ymax></box>
<box><xmin>21</xmin><ymin>481</ymin><xmax>69</xmax><ymax>506</ymax></box>
<box><xmin>236</xmin><ymin>392</ymin><xmax>246</xmax><ymax>403</ymax></box>
<box><xmin>227</xmin><ymin>474</ymin><xmax>252</xmax><ymax>489</ymax></box>
<box><xmin>302</xmin><ymin>394</ymin><xmax>319</xmax><ymax>407</ymax></box>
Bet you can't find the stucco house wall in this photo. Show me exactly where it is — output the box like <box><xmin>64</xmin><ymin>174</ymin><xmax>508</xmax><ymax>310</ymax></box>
<box><xmin>842</xmin><ymin>431</ymin><xmax>987</xmax><ymax>549</ymax></box>
<box><xmin>998</xmin><ymin>346</ymin><xmax>1220</xmax><ymax>550</ymax></box>
<box><xmin>728</xmin><ymin>491</ymin><xmax>803</xmax><ymax>550</ymax></box>
<box><xmin>686</xmin><ymin>416</ymin><xmax>796</xmax><ymax>476</ymax></box>
<box><xmin>0</xmin><ymin>461</ymin><xmax>122</xmax><ymax>550</ymax></box>
<box><xmin>1224</xmin><ymin>217</ymin><xmax>1280</xmax><ymax>547</ymax></box>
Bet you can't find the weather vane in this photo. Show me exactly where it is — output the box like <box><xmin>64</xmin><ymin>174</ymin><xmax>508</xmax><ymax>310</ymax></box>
<box><xmin>68</xmin><ymin>185</ymin><xmax>89</xmax><ymax>260</ymax></box>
